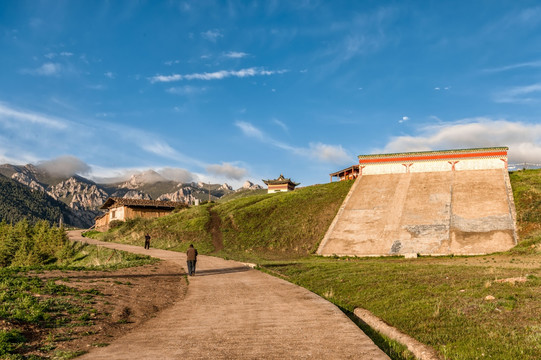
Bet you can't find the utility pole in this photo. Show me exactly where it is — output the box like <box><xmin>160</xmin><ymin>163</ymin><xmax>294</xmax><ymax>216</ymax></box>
<box><xmin>208</xmin><ymin>182</ymin><xmax>211</xmax><ymax>202</ymax></box>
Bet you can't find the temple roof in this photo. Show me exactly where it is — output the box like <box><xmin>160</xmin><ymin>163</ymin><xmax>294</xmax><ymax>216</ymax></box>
<box><xmin>358</xmin><ymin>147</ymin><xmax>508</xmax><ymax>160</ymax></box>
<box><xmin>262</xmin><ymin>174</ymin><xmax>300</xmax><ymax>186</ymax></box>
<box><xmin>100</xmin><ymin>197</ymin><xmax>181</xmax><ymax>210</ymax></box>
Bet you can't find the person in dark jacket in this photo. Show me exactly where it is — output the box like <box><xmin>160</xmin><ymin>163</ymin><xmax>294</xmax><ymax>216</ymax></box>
<box><xmin>144</xmin><ymin>233</ymin><xmax>151</xmax><ymax>249</ymax></box>
<box><xmin>186</xmin><ymin>244</ymin><xmax>198</xmax><ymax>276</ymax></box>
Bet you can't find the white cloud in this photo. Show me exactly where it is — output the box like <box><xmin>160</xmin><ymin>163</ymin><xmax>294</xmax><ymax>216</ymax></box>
<box><xmin>23</xmin><ymin>62</ymin><xmax>62</xmax><ymax>76</ymax></box>
<box><xmin>378</xmin><ymin>118</ymin><xmax>541</xmax><ymax>164</ymax></box>
<box><xmin>149</xmin><ymin>67</ymin><xmax>288</xmax><ymax>83</ymax></box>
<box><xmin>201</xmin><ymin>29</ymin><xmax>223</xmax><ymax>42</ymax></box>
<box><xmin>494</xmin><ymin>83</ymin><xmax>541</xmax><ymax>104</ymax></box>
<box><xmin>37</xmin><ymin>155</ymin><xmax>91</xmax><ymax>177</ymax></box>
<box><xmin>399</xmin><ymin>116</ymin><xmax>409</xmax><ymax>123</ymax></box>
<box><xmin>223</xmin><ymin>51</ymin><xmax>249</xmax><ymax>58</ymax></box>
<box><xmin>60</xmin><ymin>52</ymin><xmax>73</xmax><ymax>57</ymax></box>
<box><xmin>206</xmin><ymin>162</ymin><xmax>248</xmax><ymax>180</ymax></box>
<box><xmin>104</xmin><ymin>71</ymin><xmax>115</xmax><ymax>79</ymax></box>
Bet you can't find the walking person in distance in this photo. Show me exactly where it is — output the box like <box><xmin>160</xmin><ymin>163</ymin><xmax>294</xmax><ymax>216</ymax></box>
<box><xmin>144</xmin><ymin>233</ymin><xmax>151</xmax><ymax>249</ymax></box>
<box><xmin>186</xmin><ymin>244</ymin><xmax>198</xmax><ymax>276</ymax></box>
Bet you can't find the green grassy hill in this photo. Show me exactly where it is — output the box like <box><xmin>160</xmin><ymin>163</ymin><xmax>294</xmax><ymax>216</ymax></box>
<box><xmin>89</xmin><ymin>180</ymin><xmax>354</xmax><ymax>260</ymax></box>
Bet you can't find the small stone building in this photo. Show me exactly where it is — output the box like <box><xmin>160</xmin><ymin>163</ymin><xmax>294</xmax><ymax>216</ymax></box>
<box><xmin>95</xmin><ymin>197</ymin><xmax>181</xmax><ymax>231</ymax></box>
<box><xmin>263</xmin><ymin>174</ymin><xmax>300</xmax><ymax>193</ymax></box>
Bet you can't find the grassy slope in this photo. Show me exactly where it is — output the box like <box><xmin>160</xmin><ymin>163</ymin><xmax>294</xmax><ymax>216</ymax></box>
<box><xmin>90</xmin><ymin>180</ymin><xmax>353</xmax><ymax>260</ymax></box>
<box><xmin>509</xmin><ymin>169</ymin><xmax>541</xmax><ymax>240</ymax></box>
<box><xmin>88</xmin><ymin>171</ymin><xmax>541</xmax><ymax>360</ymax></box>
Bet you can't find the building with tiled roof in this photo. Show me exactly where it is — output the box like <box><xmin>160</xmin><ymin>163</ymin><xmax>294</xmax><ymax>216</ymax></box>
<box><xmin>262</xmin><ymin>174</ymin><xmax>300</xmax><ymax>193</ymax></box>
<box><xmin>95</xmin><ymin>197</ymin><xmax>184</xmax><ymax>231</ymax></box>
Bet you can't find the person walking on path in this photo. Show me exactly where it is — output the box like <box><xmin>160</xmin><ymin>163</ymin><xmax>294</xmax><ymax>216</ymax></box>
<box><xmin>186</xmin><ymin>244</ymin><xmax>198</xmax><ymax>276</ymax></box>
<box><xmin>144</xmin><ymin>233</ymin><xmax>151</xmax><ymax>249</ymax></box>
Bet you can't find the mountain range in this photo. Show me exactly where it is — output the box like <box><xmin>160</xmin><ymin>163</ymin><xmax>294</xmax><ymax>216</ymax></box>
<box><xmin>0</xmin><ymin>164</ymin><xmax>262</xmax><ymax>228</ymax></box>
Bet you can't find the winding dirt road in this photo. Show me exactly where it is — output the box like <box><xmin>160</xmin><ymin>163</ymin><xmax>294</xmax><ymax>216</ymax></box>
<box><xmin>70</xmin><ymin>231</ymin><xmax>388</xmax><ymax>359</ymax></box>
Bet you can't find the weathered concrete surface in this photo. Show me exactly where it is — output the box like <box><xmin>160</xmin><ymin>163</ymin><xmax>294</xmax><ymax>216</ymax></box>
<box><xmin>70</xmin><ymin>232</ymin><xmax>388</xmax><ymax>359</ymax></box>
<box><xmin>318</xmin><ymin>169</ymin><xmax>517</xmax><ymax>256</ymax></box>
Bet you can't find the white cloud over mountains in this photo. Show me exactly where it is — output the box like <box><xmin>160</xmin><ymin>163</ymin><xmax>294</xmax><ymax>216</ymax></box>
<box><xmin>37</xmin><ymin>155</ymin><xmax>91</xmax><ymax>177</ymax></box>
<box><xmin>378</xmin><ymin>118</ymin><xmax>541</xmax><ymax>164</ymax></box>
<box><xmin>149</xmin><ymin>68</ymin><xmax>287</xmax><ymax>83</ymax></box>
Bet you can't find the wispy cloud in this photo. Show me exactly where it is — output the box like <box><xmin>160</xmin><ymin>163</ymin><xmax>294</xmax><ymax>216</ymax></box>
<box><xmin>272</xmin><ymin>118</ymin><xmax>288</xmax><ymax>133</ymax></box>
<box><xmin>166</xmin><ymin>85</ymin><xmax>207</xmax><ymax>95</ymax></box>
<box><xmin>235</xmin><ymin>121</ymin><xmax>352</xmax><ymax>165</ymax></box>
<box><xmin>235</xmin><ymin>121</ymin><xmax>264</xmax><ymax>140</ymax></box>
<box><xmin>0</xmin><ymin>103</ymin><xmax>67</xmax><ymax>129</ymax></box>
<box><xmin>399</xmin><ymin>116</ymin><xmax>409</xmax><ymax>123</ymax></box>
<box><xmin>493</xmin><ymin>83</ymin><xmax>541</xmax><ymax>104</ymax></box>
<box><xmin>0</xmin><ymin>102</ymin><xmax>207</xmax><ymax>170</ymax></box>
<box><xmin>483</xmin><ymin>60</ymin><xmax>541</xmax><ymax>73</ymax></box>
<box><xmin>149</xmin><ymin>67</ymin><xmax>288</xmax><ymax>83</ymax></box>
<box><xmin>201</xmin><ymin>29</ymin><xmax>223</xmax><ymax>42</ymax></box>
<box><xmin>104</xmin><ymin>71</ymin><xmax>115</xmax><ymax>79</ymax></box>
<box><xmin>378</xmin><ymin>118</ymin><xmax>541</xmax><ymax>164</ymax></box>
<box><xmin>223</xmin><ymin>51</ymin><xmax>249</xmax><ymax>59</ymax></box>
<box><xmin>22</xmin><ymin>62</ymin><xmax>63</xmax><ymax>76</ymax></box>
<box><xmin>206</xmin><ymin>162</ymin><xmax>248</xmax><ymax>180</ymax></box>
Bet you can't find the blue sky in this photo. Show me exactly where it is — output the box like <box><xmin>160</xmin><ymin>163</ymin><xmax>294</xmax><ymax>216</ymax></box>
<box><xmin>1</xmin><ymin>1</ymin><xmax>541</xmax><ymax>188</ymax></box>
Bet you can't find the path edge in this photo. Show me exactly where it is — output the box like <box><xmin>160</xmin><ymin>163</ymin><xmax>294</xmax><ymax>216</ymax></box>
<box><xmin>353</xmin><ymin>308</ymin><xmax>441</xmax><ymax>360</ymax></box>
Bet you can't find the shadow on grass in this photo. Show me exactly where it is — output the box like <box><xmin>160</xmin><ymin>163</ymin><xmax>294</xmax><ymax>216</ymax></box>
<box><xmin>339</xmin><ymin>306</ymin><xmax>415</xmax><ymax>360</ymax></box>
<box><xmin>192</xmin><ymin>266</ymin><xmax>251</xmax><ymax>276</ymax></box>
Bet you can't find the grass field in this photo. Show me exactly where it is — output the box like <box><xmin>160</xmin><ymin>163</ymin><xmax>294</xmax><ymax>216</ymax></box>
<box><xmin>86</xmin><ymin>170</ymin><xmax>541</xmax><ymax>359</ymax></box>
<box><xmin>0</xmin><ymin>222</ymin><xmax>157</xmax><ymax>359</ymax></box>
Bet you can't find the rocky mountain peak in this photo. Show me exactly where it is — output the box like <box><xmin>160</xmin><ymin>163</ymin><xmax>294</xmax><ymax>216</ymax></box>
<box><xmin>219</xmin><ymin>183</ymin><xmax>233</xmax><ymax>191</ymax></box>
<box><xmin>240</xmin><ymin>180</ymin><xmax>263</xmax><ymax>191</ymax></box>
<box><xmin>120</xmin><ymin>170</ymin><xmax>166</xmax><ymax>189</ymax></box>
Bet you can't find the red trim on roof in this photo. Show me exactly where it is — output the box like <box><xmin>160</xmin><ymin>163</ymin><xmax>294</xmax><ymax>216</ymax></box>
<box><xmin>359</xmin><ymin>151</ymin><xmax>507</xmax><ymax>164</ymax></box>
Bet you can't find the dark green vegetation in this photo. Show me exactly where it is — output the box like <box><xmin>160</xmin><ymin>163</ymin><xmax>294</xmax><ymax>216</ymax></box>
<box><xmin>0</xmin><ymin>221</ymin><xmax>156</xmax><ymax>359</ymax></box>
<box><xmin>0</xmin><ymin>175</ymin><xmax>78</xmax><ymax>227</ymax></box>
<box><xmin>87</xmin><ymin>171</ymin><xmax>541</xmax><ymax>360</ymax></box>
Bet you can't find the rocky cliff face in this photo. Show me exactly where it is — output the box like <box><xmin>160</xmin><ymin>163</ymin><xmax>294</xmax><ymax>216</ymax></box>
<box><xmin>48</xmin><ymin>177</ymin><xmax>110</xmax><ymax>227</ymax></box>
<box><xmin>157</xmin><ymin>187</ymin><xmax>196</xmax><ymax>203</ymax></box>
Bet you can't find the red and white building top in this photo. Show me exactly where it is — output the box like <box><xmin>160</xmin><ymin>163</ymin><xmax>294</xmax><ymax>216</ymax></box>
<box><xmin>357</xmin><ymin>147</ymin><xmax>509</xmax><ymax>176</ymax></box>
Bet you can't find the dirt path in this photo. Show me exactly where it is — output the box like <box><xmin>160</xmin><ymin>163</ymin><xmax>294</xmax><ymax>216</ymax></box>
<box><xmin>70</xmin><ymin>231</ymin><xmax>388</xmax><ymax>359</ymax></box>
<box><xmin>207</xmin><ymin>207</ymin><xmax>224</xmax><ymax>251</ymax></box>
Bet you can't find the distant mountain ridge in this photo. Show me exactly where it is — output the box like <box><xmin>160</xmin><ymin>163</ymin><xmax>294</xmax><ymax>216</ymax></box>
<box><xmin>0</xmin><ymin>163</ymin><xmax>262</xmax><ymax>228</ymax></box>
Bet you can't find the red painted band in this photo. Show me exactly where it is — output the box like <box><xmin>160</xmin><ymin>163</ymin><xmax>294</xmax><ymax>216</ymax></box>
<box><xmin>358</xmin><ymin>151</ymin><xmax>507</xmax><ymax>164</ymax></box>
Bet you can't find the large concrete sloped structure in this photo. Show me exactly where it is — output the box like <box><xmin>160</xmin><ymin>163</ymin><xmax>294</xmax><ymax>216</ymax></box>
<box><xmin>318</xmin><ymin>147</ymin><xmax>518</xmax><ymax>256</ymax></box>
